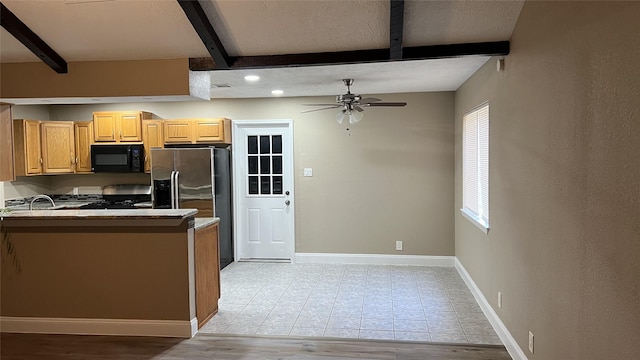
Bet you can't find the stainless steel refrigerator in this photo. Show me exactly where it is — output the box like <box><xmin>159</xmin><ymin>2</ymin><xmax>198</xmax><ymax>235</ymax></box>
<box><xmin>151</xmin><ymin>147</ymin><xmax>233</xmax><ymax>269</ymax></box>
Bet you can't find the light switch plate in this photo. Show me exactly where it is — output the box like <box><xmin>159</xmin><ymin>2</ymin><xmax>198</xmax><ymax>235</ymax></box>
<box><xmin>303</xmin><ymin>168</ymin><xmax>313</xmax><ymax>177</ymax></box>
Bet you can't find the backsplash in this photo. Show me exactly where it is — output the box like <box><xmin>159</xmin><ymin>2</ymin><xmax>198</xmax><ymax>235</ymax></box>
<box><xmin>2</xmin><ymin>173</ymin><xmax>150</xmax><ymax>201</ymax></box>
<box><xmin>3</xmin><ymin>176</ymin><xmax>51</xmax><ymax>200</ymax></box>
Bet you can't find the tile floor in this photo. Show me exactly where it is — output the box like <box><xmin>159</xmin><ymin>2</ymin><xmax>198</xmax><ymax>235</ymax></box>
<box><xmin>199</xmin><ymin>262</ymin><xmax>502</xmax><ymax>345</ymax></box>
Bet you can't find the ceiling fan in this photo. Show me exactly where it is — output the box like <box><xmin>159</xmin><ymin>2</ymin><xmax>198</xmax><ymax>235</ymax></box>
<box><xmin>302</xmin><ymin>79</ymin><xmax>407</xmax><ymax>125</ymax></box>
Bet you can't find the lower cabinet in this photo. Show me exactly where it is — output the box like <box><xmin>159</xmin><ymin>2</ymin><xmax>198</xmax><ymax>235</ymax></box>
<box><xmin>194</xmin><ymin>221</ymin><xmax>221</xmax><ymax>328</ymax></box>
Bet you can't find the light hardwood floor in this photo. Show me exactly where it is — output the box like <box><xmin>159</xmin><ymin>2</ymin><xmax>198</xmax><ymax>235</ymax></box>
<box><xmin>1</xmin><ymin>333</ymin><xmax>512</xmax><ymax>360</ymax></box>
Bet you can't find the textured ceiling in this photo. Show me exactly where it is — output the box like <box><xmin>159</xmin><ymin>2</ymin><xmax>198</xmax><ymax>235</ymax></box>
<box><xmin>0</xmin><ymin>0</ymin><xmax>524</xmax><ymax>102</ymax></box>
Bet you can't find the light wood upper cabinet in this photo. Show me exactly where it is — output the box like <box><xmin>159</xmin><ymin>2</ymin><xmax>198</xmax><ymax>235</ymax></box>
<box><xmin>119</xmin><ymin>111</ymin><xmax>145</xmax><ymax>142</ymax></box>
<box><xmin>41</xmin><ymin>121</ymin><xmax>76</xmax><ymax>174</ymax></box>
<box><xmin>74</xmin><ymin>121</ymin><xmax>93</xmax><ymax>173</ymax></box>
<box><xmin>14</xmin><ymin>120</ymin><xmax>82</xmax><ymax>176</ymax></box>
<box><xmin>163</xmin><ymin>118</ymin><xmax>231</xmax><ymax>145</ymax></box>
<box><xmin>194</xmin><ymin>118</ymin><xmax>223</xmax><ymax>143</ymax></box>
<box><xmin>0</xmin><ymin>104</ymin><xmax>15</xmax><ymax>181</ymax></box>
<box><xmin>93</xmin><ymin>112</ymin><xmax>117</xmax><ymax>141</ymax></box>
<box><xmin>141</xmin><ymin>119</ymin><xmax>164</xmax><ymax>173</ymax></box>
<box><xmin>13</xmin><ymin>119</ymin><xmax>42</xmax><ymax>176</ymax></box>
<box><xmin>163</xmin><ymin>119</ymin><xmax>193</xmax><ymax>144</ymax></box>
<box><xmin>93</xmin><ymin>111</ymin><xmax>151</xmax><ymax>142</ymax></box>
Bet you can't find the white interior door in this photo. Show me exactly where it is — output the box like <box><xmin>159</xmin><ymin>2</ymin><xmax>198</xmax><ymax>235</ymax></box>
<box><xmin>233</xmin><ymin>120</ymin><xmax>294</xmax><ymax>261</ymax></box>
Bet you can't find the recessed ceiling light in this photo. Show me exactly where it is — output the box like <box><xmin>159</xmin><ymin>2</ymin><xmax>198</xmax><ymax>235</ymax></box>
<box><xmin>244</xmin><ymin>75</ymin><xmax>260</xmax><ymax>82</ymax></box>
<box><xmin>271</xmin><ymin>90</ymin><xmax>284</xmax><ymax>96</ymax></box>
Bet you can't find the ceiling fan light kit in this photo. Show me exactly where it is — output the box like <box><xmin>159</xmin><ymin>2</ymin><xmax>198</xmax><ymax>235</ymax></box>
<box><xmin>302</xmin><ymin>79</ymin><xmax>407</xmax><ymax>131</ymax></box>
<box><xmin>335</xmin><ymin>108</ymin><xmax>363</xmax><ymax>125</ymax></box>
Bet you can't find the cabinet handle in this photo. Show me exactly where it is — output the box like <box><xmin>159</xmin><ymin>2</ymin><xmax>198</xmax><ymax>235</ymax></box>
<box><xmin>112</xmin><ymin>129</ymin><xmax>115</xmax><ymax>139</ymax></box>
<box><xmin>76</xmin><ymin>157</ymin><xmax>79</xmax><ymax>164</ymax></box>
<box><xmin>120</xmin><ymin>130</ymin><xmax>123</xmax><ymax>139</ymax></box>
<box><xmin>40</xmin><ymin>158</ymin><xmax>43</xmax><ymax>164</ymax></box>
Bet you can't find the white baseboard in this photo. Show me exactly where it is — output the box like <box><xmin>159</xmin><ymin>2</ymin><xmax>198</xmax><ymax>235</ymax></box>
<box><xmin>454</xmin><ymin>258</ymin><xmax>528</xmax><ymax>360</ymax></box>
<box><xmin>0</xmin><ymin>316</ymin><xmax>198</xmax><ymax>338</ymax></box>
<box><xmin>295</xmin><ymin>253</ymin><xmax>455</xmax><ymax>266</ymax></box>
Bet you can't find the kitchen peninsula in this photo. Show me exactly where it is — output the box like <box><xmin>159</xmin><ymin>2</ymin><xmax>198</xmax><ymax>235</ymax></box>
<box><xmin>0</xmin><ymin>209</ymin><xmax>219</xmax><ymax>338</ymax></box>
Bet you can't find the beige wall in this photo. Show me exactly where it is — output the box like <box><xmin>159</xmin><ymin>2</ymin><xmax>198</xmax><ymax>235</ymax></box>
<box><xmin>455</xmin><ymin>2</ymin><xmax>640</xmax><ymax>359</ymax></box>
<box><xmin>46</xmin><ymin>92</ymin><xmax>455</xmax><ymax>256</ymax></box>
<box><xmin>0</xmin><ymin>59</ymin><xmax>190</xmax><ymax>99</ymax></box>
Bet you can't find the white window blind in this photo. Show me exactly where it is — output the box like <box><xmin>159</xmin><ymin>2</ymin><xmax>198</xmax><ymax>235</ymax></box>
<box><xmin>462</xmin><ymin>103</ymin><xmax>489</xmax><ymax>232</ymax></box>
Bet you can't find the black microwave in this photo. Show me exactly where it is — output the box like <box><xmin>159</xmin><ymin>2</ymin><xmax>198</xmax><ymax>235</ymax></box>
<box><xmin>91</xmin><ymin>144</ymin><xmax>144</xmax><ymax>173</ymax></box>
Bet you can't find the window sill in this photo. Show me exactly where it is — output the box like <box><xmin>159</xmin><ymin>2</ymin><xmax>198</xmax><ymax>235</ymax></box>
<box><xmin>460</xmin><ymin>208</ymin><xmax>489</xmax><ymax>234</ymax></box>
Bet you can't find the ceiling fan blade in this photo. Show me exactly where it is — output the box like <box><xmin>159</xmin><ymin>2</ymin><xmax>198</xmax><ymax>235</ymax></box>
<box><xmin>359</xmin><ymin>97</ymin><xmax>381</xmax><ymax>104</ymax></box>
<box><xmin>302</xmin><ymin>103</ymin><xmax>340</xmax><ymax>106</ymax></box>
<box><xmin>367</xmin><ymin>102</ymin><xmax>407</xmax><ymax>107</ymax></box>
<box><xmin>353</xmin><ymin>105</ymin><xmax>365</xmax><ymax>112</ymax></box>
<box><xmin>301</xmin><ymin>105</ymin><xmax>341</xmax><ymax>113</ymax></box>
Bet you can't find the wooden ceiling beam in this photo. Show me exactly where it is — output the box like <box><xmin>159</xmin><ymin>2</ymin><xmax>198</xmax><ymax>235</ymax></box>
<box><xmin>0</xmin><ymin>2</ymin><xmax>68</xmax><ymax>74</ymax></box>
<box><xmin>389</xmin><ymin>0</ymin><xmax>405</xmax><ymax>60</ymax></box>
<box><xmin>189</xmin><ymin>41</ymin><xmax>510</xmax><ymax>71</ymax></box>
<box><xmin>177</xmin><ymin>0</ymin><xmax>230</xmax><ymax>70</ymax></box>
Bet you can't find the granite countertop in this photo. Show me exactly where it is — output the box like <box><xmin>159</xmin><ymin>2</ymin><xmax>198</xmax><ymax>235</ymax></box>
<box><xmin>194</xmin><ymin>217</ymin><xmax>220</xmax><ymax>230</ymax></box>
<box><xmin>0</xmin><ymin>208</ymin><xmax>198</xmax><ymax>221</ymax></box>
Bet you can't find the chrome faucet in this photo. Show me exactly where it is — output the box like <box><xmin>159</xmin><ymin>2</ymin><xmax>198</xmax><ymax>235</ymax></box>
<box><xmin>29</xmin><ymin>195</ymin><xmax>56</xmax><ymax>210</ymax></box>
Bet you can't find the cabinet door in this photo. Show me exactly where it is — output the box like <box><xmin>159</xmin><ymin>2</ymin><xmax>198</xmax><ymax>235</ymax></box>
<box><xmin>41</xmin><ymin>121</ymin><xmax>75</xmax><ymax>174</ymax></box>
<box><xmin>24</xmin><ymin>120</ymin><xmax>43</xmax><ymax>175</ymax></box>
<box><xmin>163</xmin><ymin>120</ymin><xmax>193</xmax><ymax>143</ymax></box>
<box><xmin>118</xmin><ymin>111</ymin><xmax>142</xmax><ymax>142</ymax></box>
<box><xmin>93</xmin><ymin>112</ymin><xmax>117</xmax><ymax>142</ymax></box>
<box><xmin>0</xmin><ymin>105</ymin><xmax>15</xmax><ymax>181</ymax></box>
<box><xmin>193</xmin><ymin>119</ymin><xmax>223</xmax><ymax>143</ymax></box>
<box><xmin>195</xmin><ymin>223</ymin><xmax>220</xmax><ymax>328</ymax></box>
<box><xmin>74</xmin><ymin>122</ymin><xmax>93</xmax><ymax>173</ymax></box>
<box><xmin>142</xmin><ymin>119</ymin><xmax>164</xmax><ymax>173</ymax></box>
<box><xmin>13</xmin><ymin>119</ymin><xmax>42</xmax><ymax>176</ymax></box>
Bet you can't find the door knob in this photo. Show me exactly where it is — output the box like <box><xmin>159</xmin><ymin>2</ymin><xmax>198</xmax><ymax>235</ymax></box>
<box><xmin>285</xmin><ymin>200</ymin><xmax>290</xmax><ymax>205</ymax></box>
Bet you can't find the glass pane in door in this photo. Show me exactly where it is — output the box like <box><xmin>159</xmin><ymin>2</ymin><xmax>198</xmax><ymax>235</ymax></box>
<box><xmin>246</xmin><ymin>134</ymin><xmax>286</xmax><ymax>196</ymax></box>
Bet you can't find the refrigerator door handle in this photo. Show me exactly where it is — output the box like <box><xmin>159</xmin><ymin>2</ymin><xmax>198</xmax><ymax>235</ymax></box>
<box><xmin>173</xmin><ymin>170</ymin><xmax>180</xmax><ymax>209</ymax></box>
<box><xmin>170</xmin><ymin>171</ymin><xmax>176</xmax><ymax>209</ymax></box>
<box><xmin>171</xmin><ymin>170</ymin><xmax>180</xmax><ymax>209</ymax></box>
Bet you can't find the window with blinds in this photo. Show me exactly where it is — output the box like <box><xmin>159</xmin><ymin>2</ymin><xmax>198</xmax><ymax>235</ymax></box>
<box><xmin>462</xmin><ymin>103</ymin><xmax>489</xmax><ymax>233</ymax></box>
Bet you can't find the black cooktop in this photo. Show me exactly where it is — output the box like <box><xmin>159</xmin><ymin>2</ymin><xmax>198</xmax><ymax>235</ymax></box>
<box><xmin>79</xmin><ymin>200</ymin><xmax>140</xmax><ymax>210</ymax></box>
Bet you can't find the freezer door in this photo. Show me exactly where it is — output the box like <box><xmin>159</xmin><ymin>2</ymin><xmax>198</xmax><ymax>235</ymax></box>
<box><xmin>175</xmin><ymin>148</ymin><xmax>215</xmax><ymax>217</ymax></box>
<box><xmin>214</xmin><ymin>148</ymin><xmax>234</xmax><ymax>268</ymax></box>
<box><xmin>151</xmin><ymin>149</ymin><xmax>175</xmax><ymax>208</ymax></box>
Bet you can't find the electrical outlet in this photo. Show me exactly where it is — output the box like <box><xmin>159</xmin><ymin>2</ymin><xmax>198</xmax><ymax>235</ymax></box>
<box><xmin>73</xmin><ymin>187</ymin><xmax>79</xmax><ymax>195</ymax></box>
<box><xmin>498</xmin><ymin>291</ymin><xmax>503</xmax><ymax>308</ymax></box>
<box><xmin>529</xmin><ymin>331</ymin><xmax>534</xmax><ymax>354</ymax></box>
<box><xmin>395</xmin><ymin>241</ymin><xmax>403</xmax><ymax>251</ymax></box>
